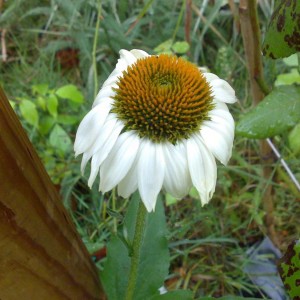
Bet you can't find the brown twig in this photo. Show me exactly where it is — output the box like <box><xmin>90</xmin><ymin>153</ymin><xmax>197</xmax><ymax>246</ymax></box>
<box><xmin>239</xmin><ymin>0</ymin><xmax>278</xmax><ymax>246</ymax></box>
<box><xmin>185</xmin><ymin>0</ymin><xmax>192</xmax><ymax>44</ymax></box>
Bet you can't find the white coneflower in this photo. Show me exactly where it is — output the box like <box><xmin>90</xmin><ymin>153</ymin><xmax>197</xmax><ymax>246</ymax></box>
<box><xmin>74</xmin><ymin>49</ymin><xmax>236</xmax><ymax>212</ymax></box>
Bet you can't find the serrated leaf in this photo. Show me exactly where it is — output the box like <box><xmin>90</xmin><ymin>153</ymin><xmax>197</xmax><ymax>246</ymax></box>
<box><xmin>172</xmin><ymin>41</ymin><xmax>190</xmax><ymax>54</ymax></box>
<box><xmin>19</xmin><ymin>100</ymin><xmax>39</xmax><ymax>127</ymax></box>
<box><xmin>46</xmin><ymin>94</ymin><xmax>58</xmax><ymax>118</ymax></box>
<box><xmin>236</xmin><ymin>85</ymin><xmax>300</xmax><ymax>139</ymax></box>
<box><xmin>49</xmin><ymin>124</ymin><xmax>72</xmax><ymax>154</ymax></box>
<box><xmin>100</xmin><ymin>194</ymin><xmax>169</xmax><ymax>300</ymax></box>
<box><xmin>56</xmin><ymin>84</ymin><xmax>84</xmax><ymax>103</ymax></box>
<box><xmin>262</xmin><ymin>0</ymin><xmax>300</xmax><ymax>59</ymax></box>
<box><xmin>278</xmin><ymin>240</ymin><xmax>300</xmax><ymax>299</ymax></box>
<box><xmin>151</xmin><ymin>290</ymin><xmax>193</xmax><ymax>300</ymax></box>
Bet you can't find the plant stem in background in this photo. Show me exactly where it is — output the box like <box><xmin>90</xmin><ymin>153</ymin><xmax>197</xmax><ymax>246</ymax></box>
<box><xmin>172</xmin><ymin>0</ymin><xmax>186</xmax><ymax>42</ymax></box>
<box><xmin>125</xmin><ymin>201</ymin><xmax>148</xmax><ymax>300</ymax></box>
<box><xmin>92</xmin><ymin>0</ymin><xmax>102</xmax><ymax>98</ymax></box>
<box><xmin>239</xmin><ymin>0</ymin><xmax>278</xmax><ymax>246</ymax></box>
<box><xmin>185</xmin><ymin>0</ymin><xmax>192</xmax><ymax>44</ymax></box>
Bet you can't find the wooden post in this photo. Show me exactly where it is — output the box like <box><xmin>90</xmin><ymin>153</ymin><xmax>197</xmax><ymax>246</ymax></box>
<box><xmin>0</xmin><ymin>87</ymin><xmax>104</xmax><ymax>300</ymax></box>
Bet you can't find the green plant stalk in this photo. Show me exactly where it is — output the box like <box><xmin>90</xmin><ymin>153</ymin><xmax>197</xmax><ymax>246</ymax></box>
<box><xmin>172</xmin><ymin>0</ymin><xmax>186</xmax><ymax>42</ymax></box>
<box><xmin>112</xmin><ymin>188</ymin><xmax>117</xmax><ymax>233</ymax></box>
<box><xmin>92</xmin><ymin>0</ymin><xmax>102</xmax><ymax>98</ymax></box>
<box><xmin>125</xmin><ymin>201</ymin><xmax>148</xmax><ymax>300</ymax></box>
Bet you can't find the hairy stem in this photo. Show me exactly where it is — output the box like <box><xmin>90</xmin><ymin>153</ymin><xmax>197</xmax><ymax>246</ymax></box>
<box><xmin>125</xmin><ymin>201</ymin><xmax>148</xmax><ymax>300</ymax></box>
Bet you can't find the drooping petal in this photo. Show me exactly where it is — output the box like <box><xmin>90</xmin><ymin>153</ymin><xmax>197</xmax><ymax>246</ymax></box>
<box><xmin>99</xmin><ymin>131</ymin><xmax>140</xmax><ymax>192</ymax></box>
<box><xmin>186</xmin><ymin>134</ymin><xmax>217</xmax><ymax>206</ymax></box>
<box><xmin>87</xmin><ymin>119</ymin><xmax>124</xmax><ymax>187</ymax></box>
<box><xmin>163</xmin><ymin>142</ymin><xmax>192</xmax><ymax>198</ymax></box>
<box><xmin>117</xmin><ymin>155</ymin><xmax>139</xmax><ymax>199</ymax></box>
<box><xmin>200</xmin><ymin>109</ymin><xmax>234</xmax><ymax>165</ymax></box>
<box><xmin>74</xmin><ymin>99</ymin><xmax>113</xmax><ymax>156</ymax></box>
<box><xmin>137</xmin><ymin>140</ymin><xmax>165</xmax><ymax>212</ymax></box>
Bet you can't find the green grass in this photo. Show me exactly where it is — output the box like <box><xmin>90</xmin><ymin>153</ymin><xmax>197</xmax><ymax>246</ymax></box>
<box><xmin>1</xmin><ymin>0</ymin><xmax>299</xmax><ymax>298</ymax></box>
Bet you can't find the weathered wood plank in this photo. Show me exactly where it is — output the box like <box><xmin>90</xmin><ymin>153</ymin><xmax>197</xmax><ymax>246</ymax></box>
<box><xmin>0</xmin><ymin>87</ymin><xmax>104</xmax><ymax>300</ymax></box>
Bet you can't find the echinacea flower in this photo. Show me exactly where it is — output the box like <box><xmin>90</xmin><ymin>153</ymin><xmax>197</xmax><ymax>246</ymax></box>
<box><xmin>74</xmin><ymin>49</ymin><xmax>236</xmax><ymax>212</ymax></box>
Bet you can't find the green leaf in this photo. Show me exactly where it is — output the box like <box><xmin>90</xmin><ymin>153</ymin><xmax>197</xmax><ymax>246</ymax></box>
<box><xmin>278</xmin><ymin>240</ymin><xmax>300</xmax><ymax>299</ymax></box>
<box><xmin>288</xmin><ymin>123</ymin><xmax>300</xmax><ymax>155</ymax></box>
<box><xmin>38</xmin><ymin>116</ymin><xmax>55</xmax><ymax>135</ymax></box>
<box><xmin>100</xmin><ymin>195</ymin><xmax>170</xmax><ymax>300</ymax></box>
<box><xmin>275</xmin><ymin>69</ymin><xmax>300</xmax><ymax>86</ymax></box>
<box><xmin>49</xmin><ymin>124</ymin><xmax>72</xmax><ymax>154</ymax></box>
<box><xmin>151</xmin><ymin>290</ymin><xmax>193</xmax><ymax>300</ymax></box>
<box><xmin>46</xmin><ymin>94</ymin><xmax>58</xmax><ymax>118</ymax></box>
<box><xmin>36</xmin><ymin>96</ymin><xmax>46</xmax><ymax>111</ymax></box>
<box><xmin>57</xmin><ymin>114</ymin><xmax>79</xmax><ymax>125</ymax></box>
<box><xmin>283</xmin><ymin>53</ymin><xmax>298</xmax><ymax>66</ymax></box>
<box><xmin>171</xmin><ymin>41</ymin><xmax>190</xmax><ymax>54</ymax></box>
<box><xmin>55</xmin><ymin>84</ymin><xmax>84</xmax><ymax>103</ymax></box>
<box><xmin>154</xmin><ymin>39</ymin><xmax>173</xmax><ymax>54</ymax></box>
<box><xmin>32</xmin><ymin>83</ymin><xmax>49</xmax><ymax>95</ymax></box>
<box><xmin>19</xmin><ymin>100</ymin><xmax>39</xmax><ymax>127</ymax></box>
<box><xmin>236</xmin><ymin>85</ymin><xmax>300</xmax><ymax>139</ymax></box>
<box><xmin>262</xmin><ymin>0</ymin><xmax>300</xmax><ymax>59</ymax></box>
<box><xmin>9</xmin><ymin>100</ymin><xmax>16</xmax><ymax>110</ymax></box>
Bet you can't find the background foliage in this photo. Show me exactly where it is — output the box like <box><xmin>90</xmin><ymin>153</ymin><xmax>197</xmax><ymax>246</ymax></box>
<box><xmin>1</xmin><ymin>0</ymin><xmax>300</xmax><ymax>298</ymax></box>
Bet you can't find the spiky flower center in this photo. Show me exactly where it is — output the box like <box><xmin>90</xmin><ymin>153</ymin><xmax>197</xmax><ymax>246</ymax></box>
<box><xmin>112</xmin><ymin>54</ymin><xmax>214</xmax><ymax>143</ymax></box>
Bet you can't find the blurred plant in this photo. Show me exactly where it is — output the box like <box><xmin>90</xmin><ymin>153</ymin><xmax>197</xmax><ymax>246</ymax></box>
<box><xmin>10</xmin><ymin>83</ymin><xmax>84</xmax><ymax>183</ymax></box>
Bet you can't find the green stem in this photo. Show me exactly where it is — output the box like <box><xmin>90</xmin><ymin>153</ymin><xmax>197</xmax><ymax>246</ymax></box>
<box><xmin>92</xmin><ymin>0</ymin><xmax>102</xmax><ymax>98</ymax></box>
<box><xmin>125</xmin><ymin>201</ymin><xmax>148</xmax><ymax>300</ymax></box>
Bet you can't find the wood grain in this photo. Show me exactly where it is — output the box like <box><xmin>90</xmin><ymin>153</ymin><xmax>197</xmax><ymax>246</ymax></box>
<box><xmin>0</xmin><ymin>87</ymin><xmax>104</xmax><ymax>300</ymax></box>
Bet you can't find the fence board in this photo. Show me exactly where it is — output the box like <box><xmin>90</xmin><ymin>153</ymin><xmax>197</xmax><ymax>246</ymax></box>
<box><xmin>0</xmin><ymin>87</ymin><xmax>104</xmax><ymax>300</ymax></box>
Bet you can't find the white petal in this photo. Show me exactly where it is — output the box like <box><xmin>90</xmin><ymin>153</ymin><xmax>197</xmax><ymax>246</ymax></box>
<box><xmin>117</xmin><ymin>141</ymin><xmax>145</xmax><ymax>198</ymax></box>
<box><xmin>95</xmin><ymin>85</ymin><xmax>116</xmax><ymax>101</ymax></box>
<box><xmin>186</xmin><ymin>135</ymin><xmax>217</xmax><ymax>206</ymax></box>
<box><xmin>200</xmin><ymin>110</ymin><xmax>234</xmax><ymax>165</ymax></box>
<box><xmin>74</xmin><ymin>100</ymin><xmax>112</xmax><ymax>156</ymax></box>
<box><xmin>119</xmin><ymin>49</ymin><xmax>138</xmax><ymax>66</ymax></box>
<box><xmin>202</xmin><ymin>72</ymin><xmax>219</xmax><ymax>83</ymax></box>
<box><xmin>81</xmin><ymin>152</ymin><xmax>91</xmax><ymax>174</ymax></box>
<box><xmin>210</xmin><ymin>78</ymin><xmax>237</xmax><ymax>103</ymax></box>
<box><xmin>163</xmin><ymin>142</ymin><xmax>192</xmax><ymax>198</ymax></box>
<box><xmin>93</xmin><ymin>83</ymin><xmax>118</xmax><ymax>107</ymax></box>
<box><xmin>99</xmin><ymin>131</ymin><xmax>140</xmax><ymax>192</ymax></box>
<box><xmin>130</xmin><ymin>49</ymin><xmax>150</xmax><ymax>59</ymax></box>
<box><xmin>102</xmin><ymin>73</ymin><xmax>121</xmax><ymax>88</ymax></box>
<box><xmin>117</xmin><ymin>156</ymin><xmax>139</xmax><ymax>199</ymax></box>
<box><xmin>137</xmin><ymin>140</ymin><xmax>165</xmax><ymax>212</ymax></box>
<box><xmin>87</xmin><ymin>120</ymin><xmax>124</xmax><ymax>187</ymax></box>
